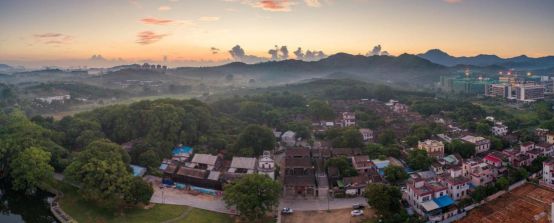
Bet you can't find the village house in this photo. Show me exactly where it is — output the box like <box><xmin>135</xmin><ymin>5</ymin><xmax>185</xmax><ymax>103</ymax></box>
<box><xmin>418</xmin><ymin>139</ymin><xmax>445</xmax><ymax>159</ymax></box>
<box><xmin>404</xmin><ymin>176</ymin><xmax>459</xmax><ymax>222</ymax></box>
<box><xmin>536</xmin><ymin>142</ymin><xmax>554</xmax><ymax>157</ymax></box>
<box><xmin>186</xmin><ymin>153</ymin><xmax>222</xmax><ymax>171</ymax></box>
<box><xmin>460</xmin><ymin>135</ymin><xmax>491</xmax><ymax>154</ymax></box>
<box><xmin>438</xmin><ymin>168</ymin><xmax>471</xmax><ymax>201</ymax></box>
<box><xmin>431</xmin><ymin>154</ymin><xmax>463</xmax><ymax>175</ymax></box>
<box><xmin>228</xmin><ymin>156</ymin><xmax>257</xmax><ymax>174</ymax></box>
<box><xmin>258</xmin><ymin>151</ymin><xmax>275</xmax><ymax>180</ymax></box>
<box><xmin>462</xmin><ymin>159</ymin><xmax>497</xmax><ymax>187</ymax></box>
<box><xmin>283</xmin><ymin>148</ymin><xmax>316</xmax><ymax>196</ymax></box>
<box><xmin>547</xmin><ymin>132</ymin><xmax>554</xmax><ymax>144</ymax></box>
<box><xmin>281</xmin><ymin>130</ymin><xmax>297</xmax><ymax>147</ymax></box>
<box><xmin>359</xmin><ymin>128</ymin><xmax>374</xmax><ymax>141</ymax></box>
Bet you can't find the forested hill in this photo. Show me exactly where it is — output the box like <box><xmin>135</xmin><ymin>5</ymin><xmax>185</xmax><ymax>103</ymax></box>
<box><xmin>172</xmin><ymin>53</ymin><xmax>450</xmax><ymax>85</ymax></box>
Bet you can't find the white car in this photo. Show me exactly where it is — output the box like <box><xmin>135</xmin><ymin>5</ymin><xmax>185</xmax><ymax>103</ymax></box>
<box><xmin>281</xmin><ymin>208</ymin><xmax>294</xmax><ymax>215</ymax></box>
<box><xmin>351</xmin><ymin>210</ymin><xmax>364</xmax><ymax>216</ymax></box>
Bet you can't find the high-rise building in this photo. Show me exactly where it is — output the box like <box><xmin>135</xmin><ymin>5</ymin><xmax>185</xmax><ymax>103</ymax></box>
<box><xmin>514</xmin><ymin>84</ymin><xmax>545</xmax><ymax>102</ymax></box>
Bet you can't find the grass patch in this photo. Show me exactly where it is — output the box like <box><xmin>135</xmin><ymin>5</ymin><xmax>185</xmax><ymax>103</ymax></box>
<box><xmin>58</xmin><ymin>183</ymin><xmax>233</xmax><ymax>223</ymax></box>
<box><xmin>178</xmin><ymin>208</ymin><xmax>235</xmax><ymax>223</ymax></box>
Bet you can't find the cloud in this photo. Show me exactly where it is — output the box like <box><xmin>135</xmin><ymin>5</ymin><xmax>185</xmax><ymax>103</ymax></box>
<box><xmin>268</xmin><ymin>45</ymin><xmax>279</xmax><ymax>60</ymax></box>
<box><xmin>33</xmin><ymin>33</ymin><xmax>73</xmax><ymax>45</ymax></box>
<box><xmin>158</xmin><ymin>5</ymin><xmax>171</xmax><ymax>11</ymax></box>
<box><xmin>280</xmin><ymin>46</ymin><xmax>289</xmax><ymax>60</ymax></box>
<box><xmin>304</xmin><ymin>50</ymin><xmax>326</xmax><ymax>61</ymax></box>
<box><xmin>136</xmin><ymin>31</ymin><xmax>167</xmax><ymax>44</ymax></box>
<box><xmin>294</xmin><ymin>47</ymin><xmax>304</xmax><ymax>60</ymax></box>
<box><xmin>229</xmin><ymin>45</ymin><xmax>267</xmax><ymax>63</ymax></box>
<box><xmin>304</xmin><ymin>0</ymin><xmax>321</xmax><ymax>7</ymax></box>
<box><xmin>256</xmin><ymin>0</ymin><xmax>295</xmax><ymax>12</ymax></box>
<box><xmin>210</xmin><ymin>47</ymin><xmax>220</xmax><ymax>54</ymax></box>
<box><xmin>443</xmin><ymin>0</ymin><xmax>462</xmax><ymax>3</ymax></box>
<box><xmin>140</xmin><ymin>17</ymin><xmax>174</xmax><ymax>25</ymax></box>
<box><xmin>129</xmin><ymin>0</ymin><xmax>142</xmax><ymax>8</ymax></box>
<box><xmin>198</xmin><ymin>16</ymin><xmax>220</xmax><ymax>22</ymax></box>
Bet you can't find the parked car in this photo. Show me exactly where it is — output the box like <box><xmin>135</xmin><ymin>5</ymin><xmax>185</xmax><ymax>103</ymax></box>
<box><xmin>351</xmin><ymin>210</ymin><xmax>364</xmax><ymax>216</ymax></box>
<box><xmin>281</xmin><ymin>208</ymin><xmax>294</xmax><ymax>215</ymax></box>
<box><xmin>352</xmin><ymin>204</ymin><xmax>365</xmax><ymax>209</ymax></box>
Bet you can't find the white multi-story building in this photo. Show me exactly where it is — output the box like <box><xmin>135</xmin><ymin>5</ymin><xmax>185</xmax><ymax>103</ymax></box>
<box><xmin>404</xmin><ymin>177</ymin><xmax>458</xmax><ymax>222</ymax></box>
<box><xmin>359</xmin><ymin>128</ymin><xmax>373</xmax><ymax>141</ymax></box>
<box><xmin>491</xmin><ymin>122</ymin><xmax>508</xmax><ymax>136</ymax></box>
<box><xmin>340</xmin><ymin>112</ymin><xmax>356</xmax><ymax>127</ymax></box>
<box><xmin>440</xmin><ymin>168</ymin><xmax>470</xmax><ymax>201</ymax></box>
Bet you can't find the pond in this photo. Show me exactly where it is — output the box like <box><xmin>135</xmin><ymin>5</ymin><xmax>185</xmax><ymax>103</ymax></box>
<box><xmin>0</xmin><ymin>180</ymin><xmax>59</xmax><ymax>223</ymax></box>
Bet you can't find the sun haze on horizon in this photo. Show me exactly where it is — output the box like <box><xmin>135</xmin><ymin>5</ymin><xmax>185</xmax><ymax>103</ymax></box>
<box><xmin>1</xmin><ymin>0</ymin><xmax>553</xmax><ymax>67</ymax></box>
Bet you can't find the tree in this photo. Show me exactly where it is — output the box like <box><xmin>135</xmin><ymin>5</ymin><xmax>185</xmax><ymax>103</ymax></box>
<box><xmin>125</xmin><ymin>176</ymin><xmax>154</xmax><ymax>205</ymax></box>
<box><xmin>234</xmin><ymin>125</ymin><xmax>276</xmax><ymax>156</ymax></box>
<box><xmin>137</xmin><ymin>149</ymin><xmax>160</xmax><ymax>170</ymax></box>
<box><xmin>9</xmin><ymin>147</ymin><xmax>54</xmax><ymax>193</ymax></box>
<box><xmin>307</xmin><ymin>100</ymin><xmax>335</xmax><ymax>121</ymax></box>
<box><xmin>64</xmin><ymin>139</ymin><xmax>133</xmax><ymax>208</ymax></box>
<box><xmin>365</xmin><ymin>143</ymin><xmax>385</xmax><ymax>159</ymax></box>
<box><xmin>364</xmin><ymin>184</ymin><xmax>402</xmax><ymax>217</ymax></box>
<box><xmin>378</xmin><ymin>130</ymin><xmax>396</xmax><ymax>146</ymax></box>
<box><xmin>384</xmin><ymin>165</ymin><xmax>408</xmax><ymax>184</ymax></box>
<box><xmin>341</xmin><ymin>128</ymin><xmax>364</xmax><ymax>148</ymax></box>
<box><xmin>223</xmin><ymin>174</ymin><xmax>281</xmax><ymax>222</ymax></box>
<box><xmin>495</xmin><ymin>176</ymin><xmax>510</xmax><ymax>191</ymax></box>
<box><xmin>445</xmin><ymin>140</ymin><xmax>476</xmax><ymax>158</ymax></box>
<box><xmin>407</xmin><ymin>150</ymin><xmax>432</xmax><ymax>170</ymax></box>
<box><xmin>325</xmin><ymin>157</ymin><xmax>358</xmax><ymax>177</ymax></box>
<box><xmin>475</xmin><ymin>122</ymin><xmax>491</xmax><ymax>136</ymax></box>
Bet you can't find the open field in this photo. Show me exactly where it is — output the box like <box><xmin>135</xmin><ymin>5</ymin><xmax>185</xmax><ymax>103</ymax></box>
<box><xmin>44</xmin><ymin>93</ymin><xmax>199</xmax><ymax>119</ymax></box>
<box><xmin>281</xmin><ymin>208</ymin><xmax>375</xmax><ymax>223</ymax></box>
<box><xmin>58</xmin><ymin>183</ymin><xmax>234</xmax><ymax>223</ymax></box>
<box><xmin>458</xmin><ymin>183</ymin><xmax>554</xmax><ymax>223</ymax></box>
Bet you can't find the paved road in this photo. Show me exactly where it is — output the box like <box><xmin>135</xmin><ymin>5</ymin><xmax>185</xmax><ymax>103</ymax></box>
<box><xmin>279</xmin><ymin>197</ymin><xmax>367</xmax><ymax>211</ymax></box>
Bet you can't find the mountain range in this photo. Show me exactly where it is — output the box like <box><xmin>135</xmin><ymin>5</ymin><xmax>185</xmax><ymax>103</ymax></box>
<box><xmin>418</xmin><ymin>49</ymin><xmax>554</xmax><ymax>70</ymax></box>
<box><xmin>171</xmin><ymin>53</ymin><xmax>451</xmax><ymax>85</ymax></box>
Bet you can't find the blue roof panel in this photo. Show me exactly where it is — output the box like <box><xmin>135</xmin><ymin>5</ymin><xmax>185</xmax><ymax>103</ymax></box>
<box><xmin>433</xmin><ymin>195</ymin><xmax>454</xmax><ymax>208</ymax></box>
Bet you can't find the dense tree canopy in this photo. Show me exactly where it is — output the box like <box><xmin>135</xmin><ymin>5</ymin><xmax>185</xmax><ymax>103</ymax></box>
<box><xmin>223</xmin><ymin>174</ymin><xmax>281</xmax><ymax>222</ymax></box>
<box><xmin>407</xmin><ymin>149</ymin><xmax>432</xmax><ymax>170</ymax></box>
<box><xmin>307</xmin><ymin>100</ymin><xmax>335</xmax><ymax>121</ymax></box>
<box><xmin>383</xmin><ymin>165</ymin><xmax>408</xmax><ymax>184</ymax></box>
<box><xmin>9</xmin><ymin>147</ymin><xmax>54</xmax><ymax>193</ymax></box>
<box><xmin>325</xmin><ymin>157</ymin><xmax>357</xmax><ymax>177</ymax></box>
<box><xmin>233</xmin><ymin>125</ymin><xmax>276</xmax><ymax>156</ymax></box>
<box><xmin>325</xmin><ymin>127</ymin><xmax>364</xmax><ymax>148</ymax></box>
<box><xmin>445</xmin><ymin>140</ymin><xmax>476</xmax><ymax>158</ymax></box>
<box><xmin>364</xmin><ymin>184</ymin><xmax>402</xmax><ymax>218</ymax></box>
<box><xmin>64</xmin><ymin>139</ymin><xmax>134</xmax><ymax>208</ymax></box>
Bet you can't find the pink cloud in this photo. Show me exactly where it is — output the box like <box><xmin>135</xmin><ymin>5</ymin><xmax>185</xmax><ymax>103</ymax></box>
<box><xmin>136</xmin><ymin>31</ymin><xmax>167</xmax><ymax>44</ymax></box>
<box><xmin>33</xmin><ymin>33</ymin><xmax>73</xmax><ymax>45</ymax></box>
<box><xmin>140</xmin><ymin>17</ymin><xmax>174</xmax><ymax>25</ymax></box>
<box><xmin>257</xmin><ymin>0</ymin><xmax>294</xmax><ymax>12</ymax></box>
<box><xmin>158</xmin><ymin>5</ymin><xmax>171</xmax><ymax>11</ymax></box>
<box><xmin>444</xmin><ymin>0</ymin><xmax>463</xmax><ymax>3</ymax></box>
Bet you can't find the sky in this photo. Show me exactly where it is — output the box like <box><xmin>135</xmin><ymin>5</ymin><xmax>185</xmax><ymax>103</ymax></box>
<box><xmin>1</xmin><ymin>0</ymin><xmax>553</xmax><ymax>67</ymax></box>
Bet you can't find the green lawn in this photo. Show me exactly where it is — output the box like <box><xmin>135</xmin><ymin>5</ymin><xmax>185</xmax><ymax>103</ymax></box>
<box><xmin>178</xmin><ymin>208</ymin><xmax>235</xmax><ymax>223</ymax></box>
<box><xmin>58</xmin><ymin>183</ymin><xmax>234</xmax><ymax>223</ymax></box>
